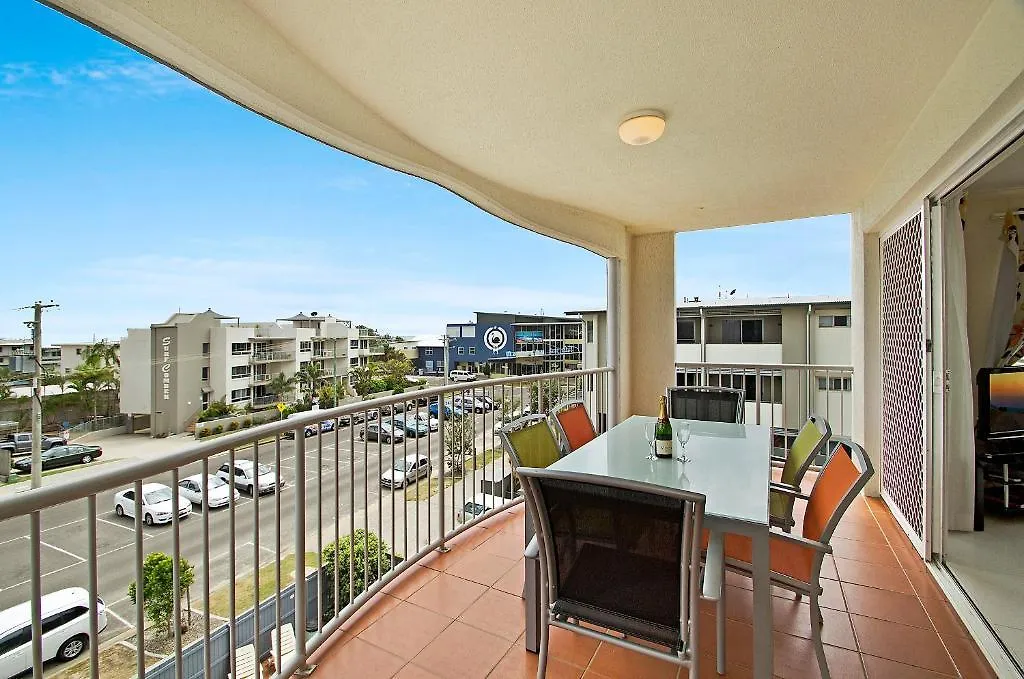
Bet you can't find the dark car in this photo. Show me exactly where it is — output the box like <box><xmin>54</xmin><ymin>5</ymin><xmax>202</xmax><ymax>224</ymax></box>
<box><xmin>12</xmin><ymin>444</ymin><xmax>102</xmax><ymax>472</ymax></box>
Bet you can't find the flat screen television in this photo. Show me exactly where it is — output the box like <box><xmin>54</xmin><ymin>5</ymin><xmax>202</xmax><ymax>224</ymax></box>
<box><xmin>977</xmin><ymin>367</ymin><xmax>1024</xmax><ymax>439</ymax></box>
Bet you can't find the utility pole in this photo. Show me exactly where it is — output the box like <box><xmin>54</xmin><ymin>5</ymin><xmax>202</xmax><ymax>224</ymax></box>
<box><xmin>20</xmin><ymin>301</ymin><xmax>59</xmax><ymax>489</ymax></box>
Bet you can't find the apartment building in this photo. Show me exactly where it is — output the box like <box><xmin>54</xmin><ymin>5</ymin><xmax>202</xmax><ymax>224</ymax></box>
<box><xmin>347</xmin><ymin>325</ymin><xmax>384</xmax><ymax>370</ymax></box>
<box><xmin>446</xmin><ymin>312</ymin><xmax>583</xmax><ymax>376</ymax></box>
<box><xmin>570</xmin><ymin>295</ymin><xmax>853</xmax><ymax>433</ymax></box>
<box><xmin>120</xmin><ymin>309</ymin><xmax>352</xmax><ymax>436</ymax></box>
<box><xmin>0</xmin><ymin>339</ymin><xmax>92</xmax><ymax>379</ymax></box>
<box><xmin>394</xmin><ymin>335</ymin><xmax>445</xmax><ymax>375</ymax></box>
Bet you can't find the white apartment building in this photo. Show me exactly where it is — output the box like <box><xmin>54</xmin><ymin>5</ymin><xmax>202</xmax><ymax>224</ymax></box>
<box><xmin>120</xmin><ymin>309</ymin><xmax>352</xmax><ymax>436</ymax></box>
<box><xmin>347</xmin><ymin>325</ymin><xmax>384</xmax><ymax>369</ymax></box>
<box><xmin>0</xmin><ymin>339</ymin><xmax>97</xmax><ymax>379</ymax></box>
<box><xmin>570</xmin><ymin>295</ymin><xmax>853</xmax><ymax>435</ymax></box>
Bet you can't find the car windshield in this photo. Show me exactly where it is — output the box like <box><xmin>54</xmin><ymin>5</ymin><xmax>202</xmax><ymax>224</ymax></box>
<box><xmin>144</xmin><ymin>488</ymin><xmax>173</xmax><ymax>504</ymax></box>
<box><xmin>256</xmin><ymin>464</ymin><xmax>273</xmax><ymax>475</ymax></box>
<box><xmin>207</xmin><ymin>476</ymin><xmax>227</xmax><ymax>489</ymax></box>
<box><xmin>393</xmin><ymin>460</ymin><xmax>408</xmax><ymax>472</ymax></box>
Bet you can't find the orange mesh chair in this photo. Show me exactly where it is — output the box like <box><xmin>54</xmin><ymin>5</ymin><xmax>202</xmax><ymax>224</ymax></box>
<box><xmin>550</xmin><ymin>400</ymin><xmax>598</xmax><ymax>455</ymax></box>
<box><xmin>710</xmin><ymin>442</ymin><xmax>873</xmax><ymax>679</ymax></box>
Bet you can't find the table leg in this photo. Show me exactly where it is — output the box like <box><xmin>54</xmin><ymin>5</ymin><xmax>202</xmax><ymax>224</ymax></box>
<box><xmin>751</xmin><ymin>528</ymin><xmax>773</xmax><ymax>679</ymax></box>
<box><xmin>525</xmin><ymin>556</ymin><xmax>541</xmax><ymax>653</ymax></box>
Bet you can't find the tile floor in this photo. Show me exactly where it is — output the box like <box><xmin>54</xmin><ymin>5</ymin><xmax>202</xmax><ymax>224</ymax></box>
<box><xmin>307</xmin><ymin>494</ymin><xmax>998</xmax><ymax>678</ymax></box>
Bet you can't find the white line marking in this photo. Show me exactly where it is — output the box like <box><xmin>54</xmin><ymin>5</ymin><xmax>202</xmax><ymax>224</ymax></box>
<box><xmin>97</xmin><ymin>517</ymin><xmax>136</xmax><ymax>533</ymax></box>
<box><xmin>39</xmin><ymin>540</ymin><xmax>85</xmax><ymax>563</ymax></box>
<box><xmin>105</xmin><ymin>607</ymin><xmax>132</xmax><ymax>627</ymax></box>
<box><xmin>42</xmin><ymin>518</ymin><xmax>86</xmax><ymax>533</ymax></box>
<box><xmin>0</xmin><ymin>535</ymin><xmax>27</xmax><ymax>547</ymax></box>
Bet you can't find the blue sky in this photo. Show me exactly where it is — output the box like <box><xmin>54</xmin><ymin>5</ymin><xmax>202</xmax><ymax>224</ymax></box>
<box><xmin>0</xmin><ymin>2</ymin><xmax>850</xmax><ymax>344</ymax></box>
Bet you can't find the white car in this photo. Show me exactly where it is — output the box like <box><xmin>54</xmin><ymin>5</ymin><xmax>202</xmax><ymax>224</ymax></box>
<box><xmin>449</xmin><ymin>370</ymin><xmax>476</xmax><ymax>382</ymax></box>
<box><xmin>0</xmin><ymin>587</ymin><xmax>107</xmax><ymax>678</ymax></box>
<box><xmin>409</xmin><ymin>411</ymin><xmax>439</xmax><ymax>432</ymax></box>
<box><xmin>457</xmin><ymin>493</ymin><xmax>507</xmax><ymax>522</ymax></box>
<box><xmin>217</xmin><ymin>460</ymin><xmax>281</xmax><ymax>495</ymax></box>
<box><xmin>177</xmin><ymin>474</ymin><xmax>239</xmax><ymax>508</ymax></box>
<box><xmin>113</xmin><ymin>483</ymin><xmax>191</xmax><ymax>526</ymax></box>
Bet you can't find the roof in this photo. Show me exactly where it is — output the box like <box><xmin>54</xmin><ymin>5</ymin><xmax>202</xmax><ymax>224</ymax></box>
<box><xmin>566</xmin><ymin>295</ymin><xmax>851</xmax><ymax>315</ymax></box>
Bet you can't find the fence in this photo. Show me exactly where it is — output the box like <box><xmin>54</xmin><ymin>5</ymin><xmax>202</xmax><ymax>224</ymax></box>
<box><xmin>68</xmin><ymin>415</ymin><xmax>127</xmax><ymax>441</ymax></box>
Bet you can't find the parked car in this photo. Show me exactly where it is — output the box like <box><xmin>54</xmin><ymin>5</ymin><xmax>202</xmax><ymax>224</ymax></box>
<box><xmin>449</xmin><ymin>370</ymin><xmax>477</xmax><ymax>383</ymax></box>
<box><xmin>380</xmin><ymin>454</ymin><xmax>431</xmax><ymax>489</ymax></box>
<box><xmin>177</xmin><ymin>473</ymin><xmax>239</xmax><ymax>508</ymax></box>
<box><xmin>359</xmin><ymin>422</ymin><xmax>404</xmax><ymax>444</ymax></box>
<box><xmin>428</xmin><ymin>402</ymin><xmax>464</xmax><ymax>418</ymax></box>
<box><xmin>319</xmin><ymin>419</ymin><xmax>335</xmax><ymax>433</ymax></box>
<box><xmin>380</xmin><ymin>402</ymin><xmax>406</xmax><ymax>415</ymax></box>
<box><xmin>217</xmin><ymin>460</ymin><xmax>281</xmax><ymax>495</ymax></box>
<box><xmin>0</xmin><ymin>432</ymin><xmax>67</xmax><ymax>456</ymax></box>
<box><xmin>113</xmin><ymin>483</ymin><xmax>191</xmax><ymax>526</ymax></box>
<box><xmin>409</xmin><ymin>411</ymin><xmax>439</xmax><ymax>432</ymax></box>
<box><xmin>388</xmin><ymin>417</ymin><xmax>429</xmax><ymax>438</ymax></box>
<box><xmin>453</xmin><ymin>395</ymin><xmax>490</xmax><ymax>413</ymax></box>
<box><xmin>0</xmin><ymin>587</ymin><xmax>107</xmax><ymax>678</ymax></box>
<box><xmin>457</xmin><ymin>493</ymin><xmax>507</xmax><ymax>522</ymax></box>
<box><xmin>11</xmin><ymin>444</ymin><xmax>102</xmax><ymax>473</ymax></box>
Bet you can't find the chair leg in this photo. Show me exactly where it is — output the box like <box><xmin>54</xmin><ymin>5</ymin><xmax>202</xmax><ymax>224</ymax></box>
<box><xmin>810</xmin><ymin>595</ymin><xmax>829</xmax><ymax>679</ymax></box>
<box><xmin>537</xmin><ymin>621</ymin><xmax>549</xmax><ymax>679</ymax></box>
<box><xmin>717</xmin><ymin>585</ymin><xmax>726</xmax><ymax>675</ymax></box>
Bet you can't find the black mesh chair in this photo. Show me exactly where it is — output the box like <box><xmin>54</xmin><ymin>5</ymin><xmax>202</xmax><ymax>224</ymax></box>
<box><xmin>666</xmin><ymin>386</ymin><xmax>745</xmax><ymax>423</ymax></box>
<box><xmin>517</xmin><ymin>467</ymin><xmax>712</xmax><ymax>678</ymax></box>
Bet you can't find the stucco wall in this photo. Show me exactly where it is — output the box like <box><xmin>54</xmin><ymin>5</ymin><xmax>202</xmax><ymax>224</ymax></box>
<box><xmin>623</xmin><ymin>233</ymin><xmax>675</xmax><ymax>417</ymax></box>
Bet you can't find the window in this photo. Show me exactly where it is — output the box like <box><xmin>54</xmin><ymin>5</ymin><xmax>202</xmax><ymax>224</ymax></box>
<box><xmin>586</xmin><ymin>320</ymin><xmax>594</xmax><ymax>343</ymax></box>
<box><xmin>350</xmin><ymin>340</ymin><xmax>358</xmax><ymax>349</ymax></box>
<box><xmin>468</xmin><ymin>347</ymin><xmax>476</xmax><ymax>355</ymax></box>
<box><xmin>817</xmin><ymin>376</ymin><xmax>852</xmax><ymax>391</ymax></box>
<box><xmin>230</xmin><ymin>388</ymin><xmax>250</xmax><ymax>401</ymax></box>
<box><xmin>230</xmin><ymin>366</ymin><xmax>250</xmax><ymax>379</ymax></box>
<box><xmin>231</xmin><ymin>342</ymin><xmax>249</xmax><ymax>355</ymax></box>
<box><xmin>818</xmin><ymin>314</ymin><xmax>851</xmax><ymax>328</ymax></box>
<box><xmin>122</xmin><ymin>490</ymin><xmax>134</xmax><ymax>501</ymax></box>
<box><xmin>457</xmin><ymin>346</ymin><xmax>465</xmax><ymax>355</ymax></box>
<box><xmin>720</xmin><ymin>318</ymin><xmax>764</xmax><ymax>344</ymax></box>
<box><xmin>75</xmin><ymin>348</ymin><xmax>82</xmax><ymax>355</ymax></box>
<box><xmin>299</xmin><ymin>361</ymin><xmax>309</xmax><ymax>371</ymax></box>
<box><xmin>299</xmin><ymin>341</ymin><xmax>312</xmax><ymax>352</ymax></box>
<box><xmin>424</xmin><ymin>348</ymin><xmax>433</xmax><ymax>356</ymax></box>
<box><xmin>201</xmin><ymin>367</ymin><xmax>209</xmax><ymax>380</ymax></box>
<box><xmin>202</xmin><ymin>342</ymin><xmax>210</xmax><ymax>355</ymax></box>
<box><xmin>676</xmin><ymin>318</ymin><xmax>697</xmax><ymax>344</ymax></box>
<box><xmin>350</xmin><ymin>357</ymin><xmax>359</xmax><ymax>366</ymax></box>
<box><xmin>741</xmin><ymin>319</ymin><xmax>763</xmax><ymax>343</ymax></box>
<box><xmin>0</xmin><ymin>626</ymin><xmax>30</xmax><ymax>655</ymax></box>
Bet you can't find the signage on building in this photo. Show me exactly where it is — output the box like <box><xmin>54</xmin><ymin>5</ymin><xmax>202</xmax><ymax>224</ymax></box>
<box><xmin>161</xmin><ymin>335</ymin><xmax>173</xmax><ymax>401</ymax></box>
<box><xmin>514</xmin><ymin>330</ymin><xmax>544</xmax><ymax>343</ymax></box>
<box><xmin>482</xmin><ymin>326</ymin><xmax>509</xmax><ymax>354</ymax></box>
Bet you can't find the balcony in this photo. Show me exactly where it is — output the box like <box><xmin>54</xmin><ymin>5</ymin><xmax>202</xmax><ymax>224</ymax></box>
<box><xmin>253</xmin><ymin>394</ymin><xmax>276</xmax><ymax>406</ymax></box>
<box><xmin>253</xmin><ymin>350</ymin><xmax>293</xmax><ymax>362</ymax></box>
<box><xmin>314</xmin><ymin>350</ymin><xmax>335</xmax><ymax>359</ymax></box>
<box><xmin>252</xmin><ymin>374</ymin><xmax>271</xmax><ymax>384</ymax></box>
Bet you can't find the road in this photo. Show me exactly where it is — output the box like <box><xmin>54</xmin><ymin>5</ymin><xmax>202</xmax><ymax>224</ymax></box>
<box><xmin>0</xmin><ymin>407</ymin><xmax>511</xmax><ymax>645</ymax></box>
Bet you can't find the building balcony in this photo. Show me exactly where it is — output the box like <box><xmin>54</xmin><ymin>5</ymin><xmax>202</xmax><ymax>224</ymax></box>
<box><xmin>314</xmin><ymin>350</ymin><xmax>335</xmax><ymax>359</ymax></box>
<box><xmin>252</xmin><ymin>374</ymin><xmax>271</xmax><ymax>384</ymax></box>
<box><xmin>253</xmin><ymin>350</ymin><xmax>293</xmax><ymax>362</ymax></box>
<box><xmin>253</xmin><ymin>394</ymin><xmax>276</xmax><ymax>406</ymax></box>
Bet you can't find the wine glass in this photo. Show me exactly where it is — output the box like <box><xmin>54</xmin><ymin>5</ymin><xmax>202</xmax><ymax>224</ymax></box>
<box><xmin>675</xmin><ymin>423</ymin><xmax>691</xmax><ymax>462</ymax></box>
<box><xmin>644</xmin><ymin>421</ymin><xmax>657</xmax><ymax>460</ymax></box>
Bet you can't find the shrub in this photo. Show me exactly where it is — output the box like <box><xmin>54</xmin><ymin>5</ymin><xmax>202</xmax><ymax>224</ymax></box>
<box><xmin>127</xmin><ymin>552</ymin><xmax>195</xmax><ymax>634</ymax></box>
<box><xmin>213</xmin><ymin>424</ymin><xmax>224</xmax><ymax>435</ymax></box>
<box><xmin>320</xmin><ymin>530</ymin><xmax>394</xmax><ymax>623</ymax></box>
<box><xmin>197</xmin><ymin>398</ymin><xmax>233</xmax><ymax>423</ymax></box>
<box><xmin>228</xmin><ymin>421</ymin><xmax>240</xmax><ymax>431</ymax></box>
<box><xmin>197</xmin><ymin>428</ymin><xmax>210</xmax><ymax>438</ymax></box>
<box><xmin>242</xmin><ymin>417</ymin><xmax>253</xmax><ymax>428</ymax></box>
<box><xmin>392</xmin><ymin>387</ymin><xmax>405</xmax><ymax>395</ymax></box>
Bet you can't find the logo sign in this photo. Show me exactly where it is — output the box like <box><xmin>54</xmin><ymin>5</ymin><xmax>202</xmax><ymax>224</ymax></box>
<box><xmin>161</xmin><ymin>336</ymin><xmax>173</xmax><ymax>401</ymax></box>
<box><xmin>483</xmin><ymin>326</ymin><xmax>509</xmax><ymax>354</ymax></box>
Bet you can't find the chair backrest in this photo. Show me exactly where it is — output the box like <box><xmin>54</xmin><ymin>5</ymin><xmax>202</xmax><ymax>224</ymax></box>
<box><xmin>517</xmin><ymin>467</ymin><xmax>705</xmax><ymax>652</ymax></box>
<box><xmin>550</xmin><ymin>400</ymin><xmax>597</xmax><ymax>454</ymax></box>
<box><xmin>666</xmin><ymin>386</ymin><xmax>745</xmax><ymax>423</ymax></box>
<box><xmin>272</xmin><ymin>622</ymin><xmax>296</xmax><ymax>660</ymax></box>
<box><xmin>779</xmin><ymin>416</ymin><xmax>831</xmax><ymax>487</ymax></box>
<box><xmin>498</xmin><ymin>414</ymin><xmax>562</xmax><ymax>469</ymax></box>
<box><xmin>802</xmin><ymin>441</ymin><xmax>874</xmax><ymax>545</ymax></box>
<box><xmin>234</xmin><ymin>644</ymin><xmax>257</xmax><ymax>679</ymax></box>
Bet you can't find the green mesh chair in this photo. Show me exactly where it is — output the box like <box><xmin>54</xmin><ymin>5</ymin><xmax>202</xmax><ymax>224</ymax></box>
<box><xmin>770</xmin><ymin>415</ymin><xmax>831</xmax><ymax>532</ymax></box>
<box><xmin>498</xmin><ymin>414</ymin><xmax>563</xmax><ymax>469</ymax></box>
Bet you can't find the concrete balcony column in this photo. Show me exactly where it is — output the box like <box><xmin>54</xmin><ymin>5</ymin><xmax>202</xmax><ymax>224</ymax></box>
<box><xmin>851</xmin><ymin>215</ymin><xmax>882</xmax><ymax>497</ymax></box>
<box><xmin>612</xmin><ymin>231</ymin><xmax>676</xmax><ymax>419</ymax></box>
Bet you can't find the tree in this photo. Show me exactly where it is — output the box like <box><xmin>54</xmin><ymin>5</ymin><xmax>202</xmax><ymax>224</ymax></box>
<box><xmin>530</xmin><ymin>382</ymin><xmax>564</xmax><ymax>414</ymax></box>
<box><xmin>316</xmin><ymin>383</ymin><xmax>337</xmax><ymax>409</ymax></box>
<box><xmin>444</xmin><ymin>414</ymin><xmax>475</xmax><ymax>473</ymax></box>
<box><xmin>127</xmin><ymin>552</ymin><xmax>195</xmax><ymax>635</ymax></box>
<box><xmin>379</xmin><ymin>358</ymin><xmax>413</xmax><ymax>389</ymax></box>
<box><xmin>349</xmin><ymin>366</ymin><xmax>374</xmax><ymax>396</ymax></box>
<box><xmin>67</xmin><ymin>363</ymin><xmax>117</xmax><ymax>420</ymax></box>
<box><xmin>0</xmin><ymin>367</ymin><xmax>13</xmax><ymax>401</ymax></box>
<box><xmin>319</xmin><ymin>530</ymin><xmax>393</xmax><ymax>623</ymax></box>
<box><xmin>295</xmin><ymin>363</ymin><xmax>324</xmax><ymax>402</ymax></box>
<box><xmin>81</xmin><ymin>340</ymin><xmax>119</xmax><ymax>369</ymax></box>
<box><xmin>267</xmin><ymin>372</ymin><xmax>296</xmax><ymax>402</ymax></box>
<box><xmin>41</xmin><ymin>370</ymin><xmax>65</xmax><ymax>395</ymax></box>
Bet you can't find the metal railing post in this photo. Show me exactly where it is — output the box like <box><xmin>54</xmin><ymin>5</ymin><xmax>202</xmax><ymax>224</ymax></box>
<box><xmin>294</xmin><ymin>426</ymin><xmax>314</xmax><ymax>675</ymax></box>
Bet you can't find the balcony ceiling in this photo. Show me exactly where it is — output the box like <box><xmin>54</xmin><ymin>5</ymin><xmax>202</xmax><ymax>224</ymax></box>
<box><xmin>56</xmin><ymin>0</ymin><xmax>992</xmax><ymax>252</ymax></box>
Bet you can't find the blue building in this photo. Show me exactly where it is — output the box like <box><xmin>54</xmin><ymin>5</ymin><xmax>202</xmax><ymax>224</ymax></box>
<box><xmin>445</xmin><ymin>312</ymin><xmax>583</xmax><ymax>376</ymax></box>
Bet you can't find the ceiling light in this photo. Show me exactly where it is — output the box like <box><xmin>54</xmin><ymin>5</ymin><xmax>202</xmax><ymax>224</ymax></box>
<box><xmin>618</xmin><ymin>111</ymin><xmax>666</xmax><ymax>146</ymax></box>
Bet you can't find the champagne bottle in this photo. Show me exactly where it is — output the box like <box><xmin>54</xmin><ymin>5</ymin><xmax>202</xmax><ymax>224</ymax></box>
<box><xmin>655</xmin><ymin>395</ymin><xmax>673</xmax><ymax>458</ymax></box>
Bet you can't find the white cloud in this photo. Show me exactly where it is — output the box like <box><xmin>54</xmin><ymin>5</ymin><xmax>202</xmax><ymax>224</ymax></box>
<box><xmin>0</xmin><ymin>58</ymin><xmax>198</xmax><ymax>98</ymax></box>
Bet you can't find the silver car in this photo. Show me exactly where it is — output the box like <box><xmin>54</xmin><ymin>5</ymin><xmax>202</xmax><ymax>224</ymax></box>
<box><xmin>360</xmin><ymin>421</ymin><xmax>404</xmax><ymax>443</ymax></box>
<box><xmin>380</xmin><ymin>454</ymin><xmax>431</xmax><ymax>489</ymax></box>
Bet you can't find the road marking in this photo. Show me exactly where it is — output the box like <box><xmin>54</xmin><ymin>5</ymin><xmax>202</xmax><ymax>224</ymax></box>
<box><xmin>39</xmin><ymin>540</ymin><xmax>85</xmax><ymax>563</ymax></box>
<box><xmin>105</xmin><ymin>607</ymin><xmax>132</xmax><ymax>628</ymax></box>
<box><xmin>97</xmin><ymin>516</ymin><xmax>136</xmax><ymax>533</ymax></box>
<box><xmin>0</xmin><ymin>535</ymin><xmax>27</xmax><ymax>547</ymax></box>
<box><xmin>41</xmin><ymin>518</ymin><xmax>86</xmax><ymax>533</ymax></box>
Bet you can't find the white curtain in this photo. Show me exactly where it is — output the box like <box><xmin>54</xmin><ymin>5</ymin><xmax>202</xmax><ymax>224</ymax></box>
<box><xmin>987</xmin><ymin>211</ymin><xmax>1024</xmax><ymax>367</ymax></box>
<box><xmin>943</xmin><ymin>194</ymin><xmax>975</xmax><ymax>532</ymax></box>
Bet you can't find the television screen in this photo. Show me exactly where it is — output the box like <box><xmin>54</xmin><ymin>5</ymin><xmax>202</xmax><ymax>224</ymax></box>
<box><xmin>987</xmin><ymin>370</ymin><xmax>1024</xmax><ymax>436</ymax></box>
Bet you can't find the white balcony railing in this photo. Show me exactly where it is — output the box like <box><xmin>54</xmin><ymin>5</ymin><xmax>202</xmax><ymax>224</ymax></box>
<box><xmin>675</xmin><ymin>361</ymin><xmax>853</xmax><ymax>463</ymax></box>
<box><xmin>0</xmin><ymin>367</ymin><xmax>613</xmax><ymax>679</ymax></box>
<box><xmin>252</xmin><ymin>350</ymin><xmax>293</xmax><ymax>362</ymax></box>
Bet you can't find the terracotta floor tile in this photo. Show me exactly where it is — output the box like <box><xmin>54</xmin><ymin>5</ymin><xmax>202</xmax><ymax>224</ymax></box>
<box><xmin>861</xmin><ymin>654</ymin><xmax>958</xmax><ymax>679</ymax></box>
<box><xmin>313</xmin><ymin>636</ymin><xmax>406</xmax><ymax>679</ymax></box>
<box><xmin>477</xmin><ymin>528</ymin><xmax>530</xmax><ymax>561</ymax></box>
<box><xmin>902</xmin><ymin>563</ymin><xmax>948</xmax><ymax>603</ymax></box>
<box><xmin>546</xmin><ymin>624</ymin><xmax>602</xmax><ymax>668</ymax></box>
<box><xmin>459</xmin><ymin>588</ymin><xmax>526</xmax><ymax>642</ymax></box>
<box><xmin>408</xmin><ymin>572</ymin><xmax>488</xmax><ymax>618</ymax></box>
<box><xmin>821</xmin><ymin>555</ymin><xmax>839</xmax><ymax>581</ymax></box>
<box><xmin>446</xmin><ymin>549</ymin><xmax>519</xmax><ymax>586</ymax></box>
<box><xmin>493</xmin><ymin>559</ymin><xmax>526</xmax><ymax>596</ymax></box>
<box><xmin>412</xmin><ymin>620</ymin><xmax>513</xmax><ymax>679</ymax></box>
<box><xmin>817</xmin><ymin>576</ymin><xmax>848</xmax><ymax>611</ymax></box>
<box><xmin>697</xmin><ymin>612</ymin><xmax>755</xmax><ymax>670</ymax></box>
<box><xmin>358</xmin><ymin>600</ymin><xmax>453</xmax><ymax>661</ymax></box>
<box><xmin>850</xmin><ymin>615</ymin><xmax>957</xmax><ymax>675</ymax></box>
<box><xmin>419</xmin><ymin>544</ymin><xmax>471</xmax><ymax>572</ymax></box>
<box><xmin>939</xmin><ymin>632</ymin><xmax>999</xmax><ymax>679</ymax></box>
<box><xmin>487</xmin><ymin>643</ymin><xmax>585</xmax><ymax>679</ymax></box>
<box><xmin>341</xmin><ymin>592</ymin><xmax>403</xmax><ymax>636</ymax></box>
<box><xmin>588</xmin><ymin>640</ymin><xmax>681</xmax><ymax>679</ymax></box>
<box><xmin>832</xmin><ymin>522</ymin><xmax>889</xmax><ymax>546</ymax></box>
<box><xmin>773</xmin><ymin>633</ymin><xmax>865</xmax><ymax>679</ymax></box>
<box><xmin>383</xmin><ymin>564</ymin><xmax>441</xmax><ymax>600</ymax></box>
<box><xmin>691</xmin><ymin>652</ymin><xmax>754</xmax><ymax>678</ymax></box>
<box><xmin>840</xmin><ymin>582</ymin><xmax>932</xmax><ymax>629</ymax></box>
<box><xmin>771</xmin><ymin>597</ymin><xmax>858</xmax><ymax>651</ymax></box>
<box><xmin>829</xmin><ymin>537</ymin><xmax>901</xmax><ymax>569</ymax></box>
<box><xmin>919</xmin><ymin>596</ymin><xmax>969</xmax><ymax>639</ymax></box>
<box><xmin>395</xmin><ymin>662</ymin><xmax>446</xmax><ymax>679</ymax></box>
<box><xmin>834</xmin><ymin>558</ymin><xmax>915</xmax><ymax>595</ymax></box>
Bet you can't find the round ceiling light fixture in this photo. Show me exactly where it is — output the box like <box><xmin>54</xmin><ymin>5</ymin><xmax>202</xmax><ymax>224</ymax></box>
<box><xmin>618</xmin><ymin>111</ymin><xmax>666</xmax><ymax>146</ymax></box>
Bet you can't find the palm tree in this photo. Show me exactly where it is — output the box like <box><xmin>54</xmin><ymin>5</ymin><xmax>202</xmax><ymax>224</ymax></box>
<box><xmin>81</xmin><ymin>340</ymin><xmax>119</xmax><ymax>369</ymax></box>
<box><xmin>267</xmin><ymin>372</ymin><xmax>296</xmax><ymax>402</ymax></box>
<box><xmin>295</xmin><ymin>363</ymin><xmax>325</xmax><ymax>401</ymax></box>
<box><xmin>42</xmin><ymin>370</ymin><xmax>66</xmax><ymax>395</ymax></box>
<box><xmin>0</xmin><ymin>367</ymin><xmax>13</xmax><ymax>401</ymax></box>
<box><xmin>67</xmin><ymin>363</ymin><xmax>116</xmax><ymax>420</ymax></box>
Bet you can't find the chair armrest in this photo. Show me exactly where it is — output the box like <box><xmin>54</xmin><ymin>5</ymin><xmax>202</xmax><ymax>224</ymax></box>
<box><xmin>769</xmin><ymin>482</ymin><xmax>811</xmax><ymax>501</ymax></box>
<box><xmin>702</xmin><ymin>531</ymin><xmax>724</xmax><ymax>601</ymax></box>
<box><xmin>770</xmin><ymin>531</ymin><xmax>832</xmax><ymax>554</ymax></box>
<box><xmin>524</xmin><ymin>535</ymin><xmax>539</xmax><ymax>560</ymax></box>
